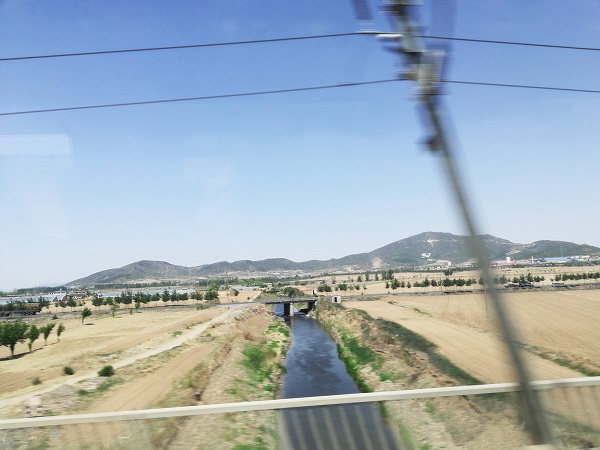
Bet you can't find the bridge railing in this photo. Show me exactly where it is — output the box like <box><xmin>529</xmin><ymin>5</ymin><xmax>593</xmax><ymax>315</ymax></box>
<box><xmin>2</xmin><ymin>377</ymin><xmax>599</xmax><ymax>449</ymax></box>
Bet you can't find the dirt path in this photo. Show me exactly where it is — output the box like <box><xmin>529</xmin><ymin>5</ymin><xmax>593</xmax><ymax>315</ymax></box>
<box><xmin>0</xmin><ymin>306</ymin><xmax>234</xmax><ymax>414</ymax></box>
<box><xmin>345</xmin><ymin>300</ymin><xmax>581</xmax><ymax>383</ymax></box>
<box><xmin>90</xmin><ymin>344</ymin><xmax>214</xmax><ymax>413</ymax></box>
<box><xmin>58</xmin><ymin>305</ymin><xmax>278</xmax><ymax>449</ymax></box>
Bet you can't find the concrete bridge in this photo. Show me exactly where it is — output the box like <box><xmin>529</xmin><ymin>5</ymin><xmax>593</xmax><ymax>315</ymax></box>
<box><xmin>261</xmin><ymin>297</ymin><xmax>319</xmax><ymax>316</ymax></box>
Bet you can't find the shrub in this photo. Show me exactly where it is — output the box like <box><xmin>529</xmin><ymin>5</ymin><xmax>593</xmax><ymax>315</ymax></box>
<box><xmin>32</xmin><ymin>377</ymin><xmax>42</xmax><ymax>385</ymax></box>
<box><xmin>63</xmin><ymin>366</ymin><xmax>75</xmax><ymax>375</ymax></box>
<box><xmin>98</xmin><ymin>365</ymin><xmax>115</xmax><ymax>377</ymax></box>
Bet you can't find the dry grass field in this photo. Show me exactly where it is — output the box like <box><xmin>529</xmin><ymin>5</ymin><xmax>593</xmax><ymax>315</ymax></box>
<box><xmin>0</xmin><ymin>306</ymin><xmax>231</xmax><ymax>414</ymax></box>
<box><xmin>344</xmin><ymin>289</ymin><xmax>600</xmax><ymax>383</ymax></box>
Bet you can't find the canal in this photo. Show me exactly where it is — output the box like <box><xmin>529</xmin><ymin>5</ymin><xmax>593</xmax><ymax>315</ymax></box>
<box><xmin>279</xmin><ymin>315</ymin><xmax>402</xmax><ymax>450</ymax></box>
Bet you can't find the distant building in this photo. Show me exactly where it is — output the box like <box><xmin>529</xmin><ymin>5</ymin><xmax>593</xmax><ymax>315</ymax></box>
<box><xmin>491</xmin><ymin>257</ymin><xmax>517</xmax><ymax>267</ymax></box>
<box><xmin>534</xmin><ymin>257</ymin><xmax>570</xmax><ymax>264</ymax></box>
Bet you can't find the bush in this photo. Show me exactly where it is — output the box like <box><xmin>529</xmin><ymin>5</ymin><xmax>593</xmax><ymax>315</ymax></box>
<box><xmin>63</xmin><ymin>366</ymin><xmax>75</xmax><ymax>375</ymax></box>
<box><xmin>32</xmin><ymin>377</ymin><xmax>42</xmax><ymax>385</ymax></box>
<box><xmin>98</xmin><ymin>365</ymin><xmax>115</xmax><ymax>377</ymax></box>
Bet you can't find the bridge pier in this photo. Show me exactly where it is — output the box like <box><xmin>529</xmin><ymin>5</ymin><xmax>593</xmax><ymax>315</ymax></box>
<box><xmin>283</xmin><ymin>302</ymin><xmax>292</xmax><ymax>316</ymax></box>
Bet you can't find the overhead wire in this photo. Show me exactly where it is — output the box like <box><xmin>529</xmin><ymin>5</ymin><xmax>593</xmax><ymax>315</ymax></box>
<box><xmin>443</xmin><ymin>80</ymin><xmax>600</xmax><ymax>94</ymax></box>
<box><xmin>2</xmin><ymin>32</ymin><xmax>600</xmax><ymax>62</ymax></box>
<box><xmin>0</xmin><ymin>33</ymin><xmax>359</xmax><ymax>62</ymax></box>
<box><xmin>0</xmin><ymin>80</ymin><xmax>398</xmax><ymax>116</ymax></box>
<box><xmin>417</xmin><ymin>35</ymin><xmax>600</xmax><ymax>52</ymax></box>
<box><xmin>1</xmin><ymin>78</ymin><xmax>599</xmax><ymax>117</ymax></box>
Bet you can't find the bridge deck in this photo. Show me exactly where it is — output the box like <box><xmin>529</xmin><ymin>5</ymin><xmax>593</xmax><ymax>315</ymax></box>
<box><xmin>262</xmin><ymin>297</ymin><xmax>319</xmax><ymax>304</ymax></box>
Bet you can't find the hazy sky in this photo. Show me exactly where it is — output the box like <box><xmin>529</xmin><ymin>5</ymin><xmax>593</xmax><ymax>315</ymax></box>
<box><xmin>1</xmin><ymin>1</ymin><xmax>599</xmax><ymax>290</ymax></box>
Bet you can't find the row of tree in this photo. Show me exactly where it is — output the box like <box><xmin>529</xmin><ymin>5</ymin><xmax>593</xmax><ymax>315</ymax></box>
<box><xmin>553</xmin><ymin>272</ymin><xmax>600</xmax><ymax>282</ymax></box>
<box><xmin>0</xmin><ymin>320</ymin><xmax>65</xmax><ymax>358</ymax></box>
<box><xmin>84</xmin><ymin>289</ymin><xmax>220</xmax><ymax>312</ymax></box>
<box><xmin>0</xmin><ymin>299</ymin><xmax>51</xmax><ymax>312</ymax></box>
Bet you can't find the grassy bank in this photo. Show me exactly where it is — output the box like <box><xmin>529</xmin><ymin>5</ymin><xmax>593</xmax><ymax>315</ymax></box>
<box><xmin>315</xmin><ymin>301</ymin><xmax>530</xmax><ymax>449</ymax></box>
<box><xmin>151</xmin><ymin>311</ymin><xmax>289</xmax><ymax>450</ymax></box>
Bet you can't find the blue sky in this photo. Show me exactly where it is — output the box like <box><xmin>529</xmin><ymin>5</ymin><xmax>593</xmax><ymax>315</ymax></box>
<box><xmin>1</xmin><ymin>1</ymin><xmax>599</xmax><ymax>290</ymax></box>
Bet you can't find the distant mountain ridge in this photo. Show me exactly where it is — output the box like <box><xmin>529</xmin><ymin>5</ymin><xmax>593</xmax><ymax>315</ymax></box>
<box><xmin>67</xmin><ymin>232</ymin><xmax>600</xmax><ymax>287</ymax></box>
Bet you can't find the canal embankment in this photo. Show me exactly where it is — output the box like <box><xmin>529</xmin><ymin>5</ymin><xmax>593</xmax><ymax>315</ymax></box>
<box><xmin>314</xmin><ymin>300</ymin><xmax>532</xmax><ymax>449</ymax></box>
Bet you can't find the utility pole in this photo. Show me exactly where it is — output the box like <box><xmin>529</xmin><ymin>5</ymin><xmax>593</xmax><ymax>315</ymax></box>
<box><xmin>381</xmin><ymin>1</ymin><xmax>556</xmax><ymax>446</ymax></box>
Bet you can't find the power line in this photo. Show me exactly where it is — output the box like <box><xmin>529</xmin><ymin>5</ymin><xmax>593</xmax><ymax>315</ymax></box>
<box><xmin>1</xmin><ymin>78</ymin><xmax>599</xmax><ymax>117</ymax></box>
<box><xmin>0</xmin><ymin>32</ymin><xmax>360</xmax><ymax>62</ymax></box>
<box><xmin>443</xmin><ymin>80</ymin><xmax>600</xmax><ymax>94</ymax></box>
<box><xmin>3</xmin><ymin>32</ymin><xmax>600</xmax><ymax>63</ymax></box>
<box><xmin>0</xmin><ymin>80</ymin><xmax>398</xmax><ymax>116</ymax></box>
<box><xmin>418</xmin><ymin>35</ymin><xmax>600</xmax><ymax>52</ymax></box>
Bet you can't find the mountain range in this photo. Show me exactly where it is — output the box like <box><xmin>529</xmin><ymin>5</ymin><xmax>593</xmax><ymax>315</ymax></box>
<box><xmin>67</xmin><ymin>232</ymin><xmax>600</xmax><ymax>287</ymax></box>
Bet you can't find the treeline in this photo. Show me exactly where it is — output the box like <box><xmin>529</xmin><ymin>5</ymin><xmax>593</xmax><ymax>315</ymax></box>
<box><xmin>317</xmin><ymin>283</ymin><xmax>366</xmax><ymax>292</ymax></box>
<box><xmin>554</xmin><ymin>272</ymin><xmax>600</xmax><ymax>282</ymax></box>
<box><xmin>0</xmin><ymin>299</ymin><xmax>51</xmax><ymax>313</ymax></box>
<box><xmin>89</xmin><ymin>289</ymin><xmax>220</xmax><ymax>312</ymax></box>
<box><xmin>0</xmin><ymin>320</ymin><xmax>65</xmax><ymax>358</ymax></box>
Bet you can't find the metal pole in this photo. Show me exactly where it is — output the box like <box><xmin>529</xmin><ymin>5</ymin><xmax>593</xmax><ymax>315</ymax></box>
<box><xmin>383</xmin><ymin>1</ymin><xmax>555</xmax><ymax>445</ymax></box>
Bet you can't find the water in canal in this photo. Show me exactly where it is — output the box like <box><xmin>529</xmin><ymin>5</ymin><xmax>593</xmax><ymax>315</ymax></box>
<box><xmin>279</xmin><ymin>315</ymin><xmax>402</xmax><ymax>450</ymax></box>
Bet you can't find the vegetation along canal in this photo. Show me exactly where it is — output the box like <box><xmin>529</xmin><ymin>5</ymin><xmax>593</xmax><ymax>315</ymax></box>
<box><xmin>279</xmin><ymin>314</ymin><xmax>402</xmax><ymax>449</ymax></box>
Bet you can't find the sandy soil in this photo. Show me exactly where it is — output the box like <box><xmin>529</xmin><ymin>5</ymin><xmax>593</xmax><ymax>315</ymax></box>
<box><xmin>344</xmin><ymin>289</ymin><xmax>600</xmax><ymax>383</ymax></box>
<box><xmin>50</xmin><ymin>305</ymin><xmax>279</xmax><ymax>449</ymax></box>
<box><xmin>0</xmin><ymin>305</ymin><xmax>228</xmax><ymax>413</ymax></box>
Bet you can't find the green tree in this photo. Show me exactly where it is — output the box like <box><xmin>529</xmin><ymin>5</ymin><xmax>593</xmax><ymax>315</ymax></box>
<box><xmin>56</xmin><ymin>323</ymin><xmax>65</xmax><ymax>342</ymax></box>
<box><xmin>81</xmin><ymin>307</ymin><xmax>92</xmax><ymax>324</ymax></box>
<box><xmin>204</xmin><ymin>289</ymin><xmax>219</xmax><ymax>303</ymax></box>
<box><xmin>390</xmin><ymin>279</ymin><xmax>400</xmax><ymax>290</ymax></box>
<box><xmin>0</xmin><ymin>320</ymin><xmax>29</xmax><ymax>357</ymax></box>
<box><xmin>92</xmin><ymin>296</ymin><xmax>104</xmax><ymax>310</ymax></box>
<box><xmin>67</xmin><ymin>298</ymin><xmax>77</xmax><ymax>312</ymax></box>
<box><xmin>121</xmin><ymin>292</ymin><xmax>133</xmax><ymax>308</ymax></box>
<box><xmin>317</xmin><ymin>284</ymin><xmax>332</xmax><ymax>293</ymax></box>
<box><xmin>282</xmin><ymin>286</ymin><xmax>302</xmax><ymax>297</ymax></box>
<box><xmin>41</xmin><ymin>323</ymin><xmax>55</xmax><ymax>345</ymax></box>
<box><xmin>27</xmin><ymin>325</ymin><xmax>40</xmax><ymax>353</ymax></box>
<box><xmin>526</xmin><ymin>272</ymin><xmax>534</xmax><ymax>282</ymax></box>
